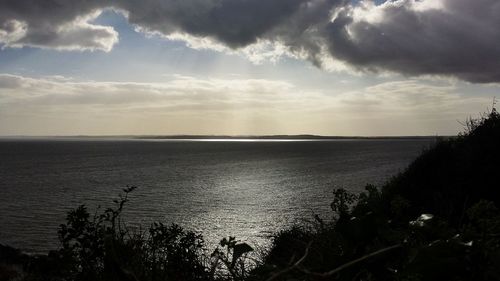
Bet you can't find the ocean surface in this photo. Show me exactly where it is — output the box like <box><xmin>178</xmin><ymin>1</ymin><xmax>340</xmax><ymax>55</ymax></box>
<box><xmin>0</xmin><ymin>138</ymin><xmax>434</xmax><ymax>254</ymax></box>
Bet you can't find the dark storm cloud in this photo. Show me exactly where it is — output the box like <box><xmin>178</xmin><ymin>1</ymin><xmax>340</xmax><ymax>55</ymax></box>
<box><xmin>263</xmin><ymin>0</ymin><xmax>347</xmax><ymax>67</ymax></box>
<box><xmin>117</xmin><ymin>0</ymin><xmax>308</xmax><ymax>48</ymax></box>
<box><xmin>0</xmin><ymin>0</ymin><xmax>118</xmax><ymax>51</ymax></box>
<box><xmin>1</xmin><ymin>0</ymin><xmax>500</xmax><ymax>83</ymax></box>
<box><xmin>324</xmin><ymin>0</ymin><xmax>500</xmax><ymax>83</ymax></box>
<box><xmin>0</xmin><ymin>0</ymin><xmax>329</xmax><ymax>50</ymax></box>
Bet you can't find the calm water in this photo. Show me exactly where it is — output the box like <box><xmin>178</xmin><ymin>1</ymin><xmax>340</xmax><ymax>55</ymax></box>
<box><xmin>0</xmin><ymin>138</ymin><xmax>433</xmax><ymax>253</ymax></box>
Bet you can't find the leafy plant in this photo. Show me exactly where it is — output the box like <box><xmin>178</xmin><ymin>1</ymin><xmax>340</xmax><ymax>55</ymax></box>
<box><xmin>211</xmin><ymin>237</ymin><xmax>254</xmax><ymax>281</ymax></box>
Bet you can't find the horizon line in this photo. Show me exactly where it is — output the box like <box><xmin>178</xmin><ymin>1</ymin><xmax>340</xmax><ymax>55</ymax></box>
<box><xmin>0</xmin><ymin>134</ymin><xmax>448</xmax><ymax>139</ymax></box>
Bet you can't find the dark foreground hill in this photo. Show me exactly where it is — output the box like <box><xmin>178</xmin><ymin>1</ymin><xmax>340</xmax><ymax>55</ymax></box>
<box><xmin>252</xmin><ymin>109</ymin><xmax>500</xmax><ymax>281</ymax></box>
<box><xmin>1</xmin><ymin>110</ymin><xmax>500</xmax><ymax>281</ymax></box>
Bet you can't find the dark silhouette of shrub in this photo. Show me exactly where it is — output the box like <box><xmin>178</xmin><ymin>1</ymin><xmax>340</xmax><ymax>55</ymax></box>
<box><xmin>381</xmin><ymin>108</ymin><xmax>500</xmax><ymax>225</ymax></box>
<box><xmin>54</xmin><ymin>186</ymin><xmax>215</xmax><ymax>281</ymax></box>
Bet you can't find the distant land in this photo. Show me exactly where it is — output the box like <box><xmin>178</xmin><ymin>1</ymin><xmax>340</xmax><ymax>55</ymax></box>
<box><xmin>0</xmin><ymin>135</ymin><xmax>446</xmax><ymax>140</ymax></box>
<box><xmin>135</xmin><ymin>135</ymin><xmax>442</xmax><ymax>140</ymax></box>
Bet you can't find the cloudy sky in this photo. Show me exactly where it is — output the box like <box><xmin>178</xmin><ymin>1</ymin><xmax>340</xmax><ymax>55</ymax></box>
<box><xmin>0</xmin><ymin>0</ymin><xmax>499</xmax><ymax>136</ymax></box>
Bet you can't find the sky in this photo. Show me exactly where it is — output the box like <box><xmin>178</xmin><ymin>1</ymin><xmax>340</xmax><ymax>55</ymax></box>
<box><xmin>0</xmin><ymin>0</ymin><xmax>499</xmax><ymax>136</ymax></box>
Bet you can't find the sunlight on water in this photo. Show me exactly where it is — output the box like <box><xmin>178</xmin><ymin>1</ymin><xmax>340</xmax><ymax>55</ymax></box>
<box><xmin>0</xmin><ymin>139</ymin><xmax>433</xmax><ymax>254</ymax></box>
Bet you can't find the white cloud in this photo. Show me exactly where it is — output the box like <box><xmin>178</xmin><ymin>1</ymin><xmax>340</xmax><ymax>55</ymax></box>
<box><xmin>333</xmin><ymin>80</ymin><xmax>490</xmax><ymax>124</ymax></box>
<box><xmin>0</xmin><ymin>19</ymin><xmax>27</xmax><ymax>46</ymax></box>
<box><xmin>43</xmin><ymin>11</ymin><xmax>119</xmax><ymax>52</ymax></box>
<box><xmin>0</xmin><ymin>74</ymin><xmax>308</xmax><ymax>110</ymax></box>
<box><xmin>0</xmin><ymin>74</ymin><xmax>493</xmax><ymax>136</ymax></box>
<box><xmin>0</xmin><ymin>9</ymin><xmax>118</xmax><ymax>52</ymax></box>
<box><xmin>164</xmin><ymin>32</ymin><xmax>293</xmax><ymax>64</ymax></box>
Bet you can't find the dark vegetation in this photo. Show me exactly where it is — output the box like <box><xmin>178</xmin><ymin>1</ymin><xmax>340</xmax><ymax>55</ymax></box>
<box><xmin>1</xmin><ymin>109</ymin><xmax>500</xmax><ymax>281</ymax></box>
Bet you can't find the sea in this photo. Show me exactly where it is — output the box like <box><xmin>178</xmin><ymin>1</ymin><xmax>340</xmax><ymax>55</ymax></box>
<box><xmin>0</xmin><ymin>138</ymin><xmax>434</xmax><ymax>254</ymax></box>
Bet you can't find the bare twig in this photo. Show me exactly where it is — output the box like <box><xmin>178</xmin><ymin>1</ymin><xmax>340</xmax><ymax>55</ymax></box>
<box><xmin>299</xmin><ymin>244</ymin><xmax>402</xmax><ymax>278</ymax></box>
<box><xmin>265</xmin><ymin>241</ymin><xmax>313</xmax><ymax>281</ymax></box>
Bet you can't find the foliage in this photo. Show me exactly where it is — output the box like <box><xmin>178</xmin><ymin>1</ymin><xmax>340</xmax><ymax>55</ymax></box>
<box><xmin>211</xmin><ymin>237</ymin><xmax>254</xmax><ymax>281</ymax></box>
